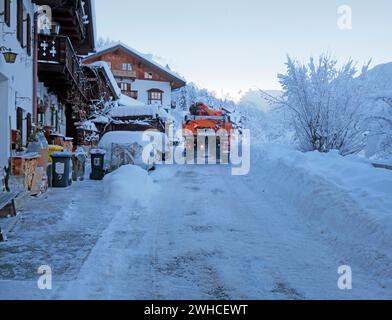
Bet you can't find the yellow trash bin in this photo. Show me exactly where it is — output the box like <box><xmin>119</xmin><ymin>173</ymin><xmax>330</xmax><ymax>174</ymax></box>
<box><xmin>48</xmin><ymin>145</ymin><xmax>64</xmax><ymax>163</ymax></box>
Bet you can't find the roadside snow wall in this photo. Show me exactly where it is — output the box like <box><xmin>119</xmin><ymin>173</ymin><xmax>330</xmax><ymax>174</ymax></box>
<box><xmin>251</xmin><ymin>144</ymin><xmax>392</xmax><ymax>284</ymax></box>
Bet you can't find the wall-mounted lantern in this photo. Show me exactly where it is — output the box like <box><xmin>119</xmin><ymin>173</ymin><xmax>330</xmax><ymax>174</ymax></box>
<box><xmin>0</xmin><ymin>46</ymin><xmax>18</xmax><ymax>63</ymax></box>
<box><xmin>51</xmin><ymin>22</ymin><xmax>61</xmax><ymax>35</ymax></box>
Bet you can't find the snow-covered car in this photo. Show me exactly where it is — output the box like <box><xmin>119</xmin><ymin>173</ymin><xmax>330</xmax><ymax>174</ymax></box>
<box><xmin>98</xmin><ymin>131</ymin><xmax>170</xmax><ymax>172</ymax></box>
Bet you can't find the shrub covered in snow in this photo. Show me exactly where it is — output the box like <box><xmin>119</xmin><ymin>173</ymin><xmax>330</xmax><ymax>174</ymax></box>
<box><xmin>237</xmin><ymin>89</ymin><xmax>295</xmax><ymax>146</ymax></box>
<box><xmin>274</xmin><ymin>54</ymin><xmax>370</xmax><ymax>155</ymax></box>
<box><xmin>359</xmin><ymin>62</ymin><xmax>392</xmax><ymax>160</ymax></box>
<box><xmin>172</xmin><ymin>83</ymin><xmax>236</xmax><ymax>112</ymax></box>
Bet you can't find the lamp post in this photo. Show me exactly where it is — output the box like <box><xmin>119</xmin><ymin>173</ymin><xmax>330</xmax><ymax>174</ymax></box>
<box><xmin>0</xmin><ymin>46</ymin><xmax>18</xmax><ymax>63</ymax></box>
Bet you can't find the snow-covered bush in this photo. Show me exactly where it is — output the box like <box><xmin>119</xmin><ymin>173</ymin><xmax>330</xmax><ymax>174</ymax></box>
<box><xmin>237</xmin><ymin>90</ymin><xmax>295</xmax><ymax>146</ymax></box>
<box><xmin>357</xmin><ymin>62</ymin><xmax>392</xmax><ymax>160</ymax></box>
<box><xmin>172</xmin><ymin>83</ymin><xmax>236</xmax><ymax>112</ymax></box>
<box><xmin>273</xmin><ymin>54</ymin><xmax>369</xmax><ymax>155</ymax></box>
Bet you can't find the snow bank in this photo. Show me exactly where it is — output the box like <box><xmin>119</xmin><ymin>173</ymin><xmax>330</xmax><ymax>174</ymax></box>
<box><xmin>104</xmin><ymin>165</ymin><xmax>155</xmax><ymax>207</ymax></box>
<box><xmin>251</xmin><ymin>144</ymin><xmax>392</xmax><ymax>281</ymax></box>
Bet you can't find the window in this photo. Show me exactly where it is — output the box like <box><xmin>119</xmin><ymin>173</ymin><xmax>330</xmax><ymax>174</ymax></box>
<box><xmin>130</xmin><ymin>91</ymin><xmax>138</xmax><ymax>99</ymax></box>
<box><xmin>26</xmin><ymin>113</ymin><xmax>32</xmax><ymax>142</ymax></box>
<box><xmin>122</xmin><ymin>63</ymin><xmax>132</xmax><ymax>71</ymax></box>
<box><xmin>144</xmin><ymin>72</ymin><xmax>153</xmax><ymax>79</ymax></box>
<box><xmin>26</xmin><ymin>14</ymin><xmax>31</xmax><ymax>56</ymax></box>
<box><xmin>51</xmin><ymin>107</ymin><xmax>56</xmax><ymax>127</ymax></box>
<box><xmin>38</xmin><ymin>113</ymin><xmax>46</xmax><ymax>126</ymax></box>
<box><xmin>17</xmin><ymin>0</ymin><xmax>23</xmax><ymax>45</ymax></box>
<box><xmin>3</xmin><ymin>0</ymin><xmax>10</xmax><ymax>26</ymax></box>
<box><xmin>16</xmin><ymin>107</ymin><xmax>24</xmax><ymax>144</ymax></box>
<box><xmin>148</xmin><ymin>89</ymin><xmax>163</xmax><ymax>105</ymax></box>
<box><xmin>120</xmin><ymin>82</ymin><xmax>129</xmax><ymax>91</ymax></box>
<box><xmin>105</xmin><ymin>61</ymin><xmax>112</xmax><ymax>69</ymax></box>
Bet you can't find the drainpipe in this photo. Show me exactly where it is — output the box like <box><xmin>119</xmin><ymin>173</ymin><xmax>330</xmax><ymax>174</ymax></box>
<box><xmin>32</xmin><ymin>12</ymin><xmax>38</xmax><ymax>126</ymax></box>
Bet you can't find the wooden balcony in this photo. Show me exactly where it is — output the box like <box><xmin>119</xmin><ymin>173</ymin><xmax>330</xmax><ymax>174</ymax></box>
<box><xmin>32</xmin><ymin>0</ymin><xmax>94</xmax><ymax>55</ymax></box>
<box><xmin>37</xmin><ymin>34</ymin><xmax>88</xmax><ymax>101</ymax></box>
<box><xmin>112</xmin><ymin>69</ymin><xmax>137</xmax><ymax>79</ymax></box>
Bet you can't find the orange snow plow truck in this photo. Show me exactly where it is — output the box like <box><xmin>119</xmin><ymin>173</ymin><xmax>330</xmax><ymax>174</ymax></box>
<box><xmin>183</xmin><ymin>102</ymin><xmax>234</xmax><ymax>162</ymax></box>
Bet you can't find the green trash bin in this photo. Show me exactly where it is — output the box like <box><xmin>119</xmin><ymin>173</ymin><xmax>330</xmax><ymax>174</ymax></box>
<box><xmin>90</xmin><ymin>149</ymin><xmax>106</xmax><ymax>181</ymax></box>
<box><xmin>51</xmin><ymin>152</ymin><xmax>72</xmax><ymax>188</ymax></box>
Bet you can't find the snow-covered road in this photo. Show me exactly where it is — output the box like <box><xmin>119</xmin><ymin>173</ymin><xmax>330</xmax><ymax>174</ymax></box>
<box><xmin>0</xmin><ymin>164</ymin><xmax>390</xmax><ymax>299</ymax></box>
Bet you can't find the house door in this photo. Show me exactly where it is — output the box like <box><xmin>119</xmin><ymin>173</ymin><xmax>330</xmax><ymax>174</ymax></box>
<box><xmin>0</xmin><ymin>76</ymin><xmax>9</xmax><ymax>170</ymax></box>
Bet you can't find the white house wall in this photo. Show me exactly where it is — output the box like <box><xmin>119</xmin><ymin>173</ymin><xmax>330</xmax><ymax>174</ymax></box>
<box><xmin>37</xmin><ymin>82</ymin><xmax>67</xmax><ymax>136</ymax></box>
<box><xmin>0</xmin><ymin>0</ymin><xmax>35</xmax><ymax>171</ymax></box>
<box><xmin>131</xmin><ymin>79</ymin><xmax>171</xmax><ymax>108</ymax></box>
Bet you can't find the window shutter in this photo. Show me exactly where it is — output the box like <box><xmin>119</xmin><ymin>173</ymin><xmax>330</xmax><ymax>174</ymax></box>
<box><xmin>26</xmin><ymin>113</ymin><xmax>32</xmax><ymax>141</ymax></box>
<box><xmin>16</xmin><ymin>107</ymin><xmax>24</xmax><ymax>143</ymax></box>
<box><xmin>26</xmin><ymin>14</ymin><xmax>31</xmax><ymax>56</ymax></box>
<box><xmin>17</xmin><ymin>0</ymin><xmax>23</xmax><ymax>45</ymax></box>
<box><xmin>4</xmin><ymin>0</ymin><xmax>11</xmax><ymax>27</ymax></box>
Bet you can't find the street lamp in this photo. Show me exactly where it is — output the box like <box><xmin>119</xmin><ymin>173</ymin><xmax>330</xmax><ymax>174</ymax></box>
<box><xmin>0</xmin><ymin>46</ymin><xmax>18</xmax><ymax>63</ymax></box>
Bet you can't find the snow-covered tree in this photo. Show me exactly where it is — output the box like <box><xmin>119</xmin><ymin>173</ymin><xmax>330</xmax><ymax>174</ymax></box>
<box><xmin>266</xmin><ymin>54</ymin><xmax>370</xmax><ymax>155</ymax></box>
<box><xmin>96</xmin><ymin>36</ymin><xmax>117</xmax><ymax>49</ymax></box>
<box><xmin>172</xmin><ymin>83</ymin><xmax>236</xmax><ymax>112</ymax></box>
<box><xmin>237</xmin><ymin>91</ymin><xmax>295</xmax><ymax>146</ymax></box>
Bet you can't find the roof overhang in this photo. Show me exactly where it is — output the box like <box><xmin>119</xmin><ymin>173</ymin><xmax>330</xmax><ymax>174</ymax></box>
<box><xmin>85</xmin><ymin>43</ymin><xmax>186</xmax><ymax>89</ymax></box>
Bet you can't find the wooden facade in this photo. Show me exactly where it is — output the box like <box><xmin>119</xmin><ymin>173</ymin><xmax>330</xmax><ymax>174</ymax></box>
<box><xmin>84</xmin><ymin>46</ymin><xmax>185</xmax><ymax>88</ymax></box>
<box><xmin>32</xmin><ymin>0</ymin><xmax>117</xmax><ymax>144</ymax></box>
<box><xmin>83</xmin><ymin>44</ymin><xmax>186</xmax><ymax>102</ymax></box>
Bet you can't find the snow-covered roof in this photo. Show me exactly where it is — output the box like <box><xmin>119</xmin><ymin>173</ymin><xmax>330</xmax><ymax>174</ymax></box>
<box><xmin>109</xmin><ymin>93</ymin><xmax>158</xmax><ymax>118</ymax></box>
<box><xmin>87</xmin><ymin>41</ymin><xmax>186</xmax><ymax>86</ymax></box>
<box><xmin>110</xmin><ymin>105</ymin><xmax>159</xmax><ymax>118</ymax></box>
<box><xmin>91</xmin><ymin>115</ymin><xmax>110</xmax><ymax>124</ymax></box>
<box><xmin>76</xmin><ymin>120</ymin><xmax>99</xmax><ymax>132</ymax></box>
<box><xmin>86</xmin><ymin>61</ymin><xmax>121</xmax><ymax>98</ymax></box>
<box><xmin>118</xmin><ymin>94</ymin><xmax>145</xmax><ymax>108</ymax></box>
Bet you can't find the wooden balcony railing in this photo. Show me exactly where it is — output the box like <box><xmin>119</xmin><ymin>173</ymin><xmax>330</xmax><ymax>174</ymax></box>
<box><xmin>37</xmin><ymin>34</ymin><xmax>88</xmax><ymax>100</ymax></box>
<box><xmin>112</xmin><ymin>69</ymin><xmax>137</xmax><ymax>79</ymax></box>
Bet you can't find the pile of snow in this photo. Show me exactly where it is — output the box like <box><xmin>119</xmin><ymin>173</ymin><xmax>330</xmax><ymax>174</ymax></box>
<box><xmin>104</xmin><ymin>165</ymin><xmax>155</xmax><ymax>207</ymax></box>
<box><xmin>251</xmin><ymin>144</ymin><xmax>392</xmax><ymax>281</ymax></box>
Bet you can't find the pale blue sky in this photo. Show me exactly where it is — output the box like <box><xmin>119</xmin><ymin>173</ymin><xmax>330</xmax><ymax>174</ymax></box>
<box><xmin>95</xmin><ymin>0</ymin><xmax>392</xmax><ymax>98</ymax></box>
